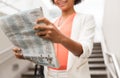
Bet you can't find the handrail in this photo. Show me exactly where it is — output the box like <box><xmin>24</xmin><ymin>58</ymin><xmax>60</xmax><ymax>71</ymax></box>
<box><xmin>104</xmin><ymin>52</ymin><xmax>120</xmax><ymax>78</ymax></box>
<box><xmin>100</xmin><ymin>29</ymin><xmax>120</xmax><ymax>78</ymax></box>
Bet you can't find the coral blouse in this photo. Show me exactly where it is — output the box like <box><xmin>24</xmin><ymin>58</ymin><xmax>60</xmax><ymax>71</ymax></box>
<box><xmin>49</xmin><ymin>13</ymin><xmax>76</xmax><ymax>70</ymax></box>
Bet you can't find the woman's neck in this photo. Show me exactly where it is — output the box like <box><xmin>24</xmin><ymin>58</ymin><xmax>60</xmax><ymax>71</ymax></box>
<box><xmin>61</xmin><ymin>8</ymin><xmax>75</xmax><ymax>18</ymax></box>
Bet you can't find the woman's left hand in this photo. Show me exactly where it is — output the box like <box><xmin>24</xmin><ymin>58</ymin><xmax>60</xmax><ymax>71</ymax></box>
<box><xmin>33</xmin><ymin>17</ymin><xmax>65</xmax><ymax>43</ymax></box>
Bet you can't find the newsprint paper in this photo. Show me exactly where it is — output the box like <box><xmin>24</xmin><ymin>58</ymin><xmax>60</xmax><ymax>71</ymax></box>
<box><xmin>0</xmin><ymin>8</ymin><xmax>59</xmax><ymax>68</ymax></box>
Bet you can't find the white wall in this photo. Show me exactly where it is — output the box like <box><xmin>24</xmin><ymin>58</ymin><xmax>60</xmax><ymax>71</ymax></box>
<box><xmin>102</xmin><ymin>0</ymin><xmax>120</xmax><ymax>65</ymax></box>
<box><xmin>0</xmin><ymin>29</ymin><xmax>13</xmax><ymax>51</ymax></box>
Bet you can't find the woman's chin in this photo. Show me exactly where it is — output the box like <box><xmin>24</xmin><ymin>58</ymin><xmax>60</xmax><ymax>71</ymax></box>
<box><xmin>59</xmin><ymin>7</ymin><xmax>68</xmax><ymax>11</ymax></box>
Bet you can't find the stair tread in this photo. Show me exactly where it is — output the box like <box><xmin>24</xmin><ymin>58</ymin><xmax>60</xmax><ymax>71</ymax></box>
<box><xmin>22</xmin><ymin>71</ymin><xmax>34</xmax><ymax>75</ymax></box>
<box><xmin>90</xmin><ymin>70</ymin><xmax>107</xmax><ymax>75</ymax></box>
<box><xmin>89</xmin><ymin>64</ymin><xmax>106</xmax><ymax>70</ymax></box>
<box><xmin>92</xmin><ymin>52</ymin><xmax>102</xmax><ymax>54</ymax></box>
<box><xmin>88</xmin><ymin>58</ymin><xmax>104</xmax><ymax>64</ymax></box>
<box><xmin>88</xmin><ymin>58</ymin><xmax>104</xmax><ymax>61</ymax></box>
<box><xmin>92</xmin><ymin>50</ymin><xmax>102</xmax><ymax>52</ymax></box>
<box><xmin>89</xmin><ymin>64</ymin><xmax>105</xmax><ymax>67</ymax></box>
<box><xmin>89</xmin><ymin>54</ymin><xmax>103</xmax><ymax>58</ymax></box>
<box><xmin>90</xmin><ymin>54</ymin><xmax>103</xmax><ymax>57</ymax></box>
<box><xmin>93</xmin><ymin>47</ymin><xmax>102</xmax><ymax>50</ymax></box>
<box><xmin>93</xmin><ymin>46</ymin><xmax>101</xmax><ymax>48</ymax></box>
<box><xmin>93</xmin><ymin>43</ymin><xmax>101</xmax><ymax>46</ymax></box>
<box><xmin>90</xmin><ymin>53</ymin><xmax>102</xmax><ymax>55</ymax></box>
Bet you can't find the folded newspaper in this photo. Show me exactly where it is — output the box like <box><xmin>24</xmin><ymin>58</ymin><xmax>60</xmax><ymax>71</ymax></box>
<box><xmin>0</xmin><ymin>7</ymin><xmax>59</xmax><ymax>68</ymax></box>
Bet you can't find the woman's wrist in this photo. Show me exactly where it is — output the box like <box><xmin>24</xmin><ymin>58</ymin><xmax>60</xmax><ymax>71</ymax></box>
<box><xmin>59</xmin><ymin>34</ymin><xmax>69</xmax><ymax>44</ymax></box>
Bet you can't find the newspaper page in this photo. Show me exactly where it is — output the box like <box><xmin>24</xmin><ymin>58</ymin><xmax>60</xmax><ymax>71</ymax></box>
<box><xmin>0</xmin><ymin>8</ymin><xmax>59</xmax><ymax>68</ymax></box>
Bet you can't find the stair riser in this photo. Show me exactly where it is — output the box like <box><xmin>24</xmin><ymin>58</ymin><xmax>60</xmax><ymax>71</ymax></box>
<box><xmin>91</xmin><ymin>75</ymin><xmax>107</xmax><ymax>78</ymax></box>
<box><xmin>88</xmin><ymin>61</ymin><xmax>104</xmax><ymax>64</ymax></box>
<box><xmin>92</xmin><ymin>48</ymin><xmax>102</xmax><ymax>50</ymax></box>
<box><xmin>92</xmin><ymin>50</ymin><xmax>102</xmax><ymax>52</ymax></box>
<box><xmin>90</xmin><ymin>67</ymin><xmax>106</xmax><ymax>70</ymax></box>
<box><xmin>93</xmin><ymin>43</ymin><xmax>101</xmax><ymax>46</ymax></box>
<box><xmin>92</xmin><ymin>52</ymin><xmax>102</xmax><ymax>54</ymax></box>
<box><xmin>89</xmin><ymin>56</ymin><xmax>103</xmax><ymax>58</ymax></box>
<box><xmin>22</xmin><ymin>75</ymin><xmax>43</xmax><ymax>78</ymax></box>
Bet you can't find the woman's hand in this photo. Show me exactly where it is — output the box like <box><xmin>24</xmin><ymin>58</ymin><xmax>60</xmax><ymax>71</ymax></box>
<box><xmin>33</xmin><ymin>18</ymin><xmax>83</xmax><ymax>56</ymax></box>
<box><xmin>12</xmin><ymin>47</ymin><xmax>24</xmax><ymax>59</ymax></box>
<box><xmin>33</xmin><ymin>17</ymin><xmax>65</xmax><ymax>43</ymax></box>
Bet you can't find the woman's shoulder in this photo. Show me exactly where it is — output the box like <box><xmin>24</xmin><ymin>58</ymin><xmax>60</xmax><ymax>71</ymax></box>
<box><xmin>76</xmin><ymin>12</ymin><xmax>94</xmax><ymax>19</ymax></box>
<box><xmin>75</xmin><ymin>12</ymin><xmax>95</xmax><ymax>22</ymax></box>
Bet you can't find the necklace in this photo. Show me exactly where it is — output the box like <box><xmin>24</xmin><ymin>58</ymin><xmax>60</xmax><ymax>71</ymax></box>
<box><xmin>57</xmin><ymin>15</ymin><xmax>71</xmax><ymax>29</ymax></box>
<box><xmin>57</xmin><ymin>13</ymin><xmax>76</xmax><ymax>30</ymax></box>
<box><xmin>57</xmin><ymin>17</ymin><xmax>65</xmax><ymax>29</ymax></box>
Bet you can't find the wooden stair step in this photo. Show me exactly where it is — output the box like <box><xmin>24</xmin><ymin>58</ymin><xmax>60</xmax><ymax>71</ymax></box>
<box><xmin>90</xmin><ymin>70</ymin><xmax>107</xmax><ymax>75</ymax></box>
<box><xmin>89</xmin><ymin>54</ymin><xmax>103</xmax><ymax>58</ymax></box>
<box><xmin>88</xmin><ymin>58</ymin><xmax>104</xmax><ymax>64</ymax></box>
<box><xmin>90</xmin><ymin>70</ymin><xmax>107</xmax><ymax>78</ymax></box>
<box><xmin>92</xmin><ymin>50</ymin><xmax>102</xmax><ymax>53</ymax></box>
<box><xmin>92</xmin><ymin>47</ymin><xmax>102</xmax><ymax>50</ymax></box>
<box><xmin>89</xmin><ymin>64</ymin><xmax>106</xmax><ymax>70</ymax></box>
<box><xmin>93</xmin><ymin>43</ymin><xmax>101</xmax><ymax>47</ymax></box>
<box><xmin>92</xmin><ymin>51</ymin><xmax>102</xmax><ymax>54</ymax></box>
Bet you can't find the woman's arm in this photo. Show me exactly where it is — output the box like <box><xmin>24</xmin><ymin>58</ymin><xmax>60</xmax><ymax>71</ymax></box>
<box><xmin>34</xmin><ymin>17</ymin><xmax>83</xmax><ymax>57</ymax></box>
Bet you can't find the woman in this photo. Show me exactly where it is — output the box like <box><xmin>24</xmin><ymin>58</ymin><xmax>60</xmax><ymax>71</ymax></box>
<box><xmin>13</xmin><ymin>0</ymin><xmax>95</xmax><ymax>78</ymax></box>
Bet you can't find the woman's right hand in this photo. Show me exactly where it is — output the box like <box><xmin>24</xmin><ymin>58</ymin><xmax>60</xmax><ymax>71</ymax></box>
<box><xmin>12</xmin><ymin>47</ymin><xmax>24</xmax><ymax>59</ymax></box>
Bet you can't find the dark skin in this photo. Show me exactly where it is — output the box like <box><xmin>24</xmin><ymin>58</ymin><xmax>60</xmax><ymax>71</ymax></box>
<box><xmin>13</xmin><ymin>0</ymin><xmax>83</xmax><ymax>59</ymax></box>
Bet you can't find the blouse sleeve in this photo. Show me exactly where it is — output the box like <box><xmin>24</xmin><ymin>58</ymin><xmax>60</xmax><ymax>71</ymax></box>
<box><xmin>78</xmin><ymin>15</ymin><xmax>96</xmax><ymax>59</ymax></box>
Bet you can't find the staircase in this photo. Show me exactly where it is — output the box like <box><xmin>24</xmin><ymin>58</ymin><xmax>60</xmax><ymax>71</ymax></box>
<box><xmin>21</xmin><ymin>43</ymin><xmax>108</xmax><ymax>78</ymax></box>
<box><xmin>21</xmin><ymin>64</ymin><xmax>44</xmax><ymax>78</ymax></box>
<box><xmin>89</xmin><ymin>43</ymin><xmax>108</xmax><ymax>78</ymax></box>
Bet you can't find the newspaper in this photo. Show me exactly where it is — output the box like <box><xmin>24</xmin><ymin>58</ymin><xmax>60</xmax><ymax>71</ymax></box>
<box><xmin>0</xmin><ymin>8</ymin><xmax>59</xmax><ymax>68</ymax></box>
